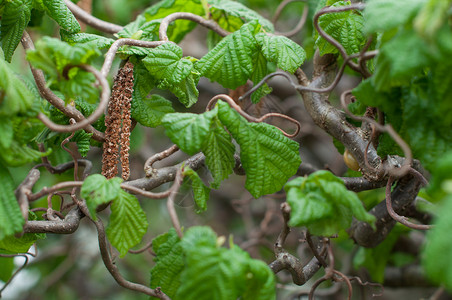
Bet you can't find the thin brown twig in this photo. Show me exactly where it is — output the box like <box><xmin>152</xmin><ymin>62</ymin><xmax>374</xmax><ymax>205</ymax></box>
<box><xmin>273</xmin><ymin>0</ymin><xmax>309</xmax><ymax>37</ymax></box>
<box><xmin>159</xmin><ymin>12</ymin><xmax>229</xmax><ymax>41</ymax></box>
<box><xmin>128</xmin><ymin>241</ymin><xmax>153</xmax><ymax>254</ymax></box>
<box><xmin>21</xmin><ymin>31</ymin><xmax>105</xmax><ymax>141</ymax></box>
<box><xmin>206</xmin><ymin>94</ymin><xmax>301</xmax><ymax>138</ymax></box>
<box><xmin>101</xmin><ymin>39</ymin><xmax>165</xmax><ymax>77</ymax></box>
<box><xmin>313</xmin><ymin>3</ymin><xmax>366</xmax><ymax>74</ymax></box>
<box><xmin>144</xmin><ymin>145</ymin><xmax>180</xmax><ymax>177</ymax></box>
<box><xmin>167</xmin><ymin>169</ymin><xmax>184</xmax><ymax>238</ymax></box>
<box><xmin>63</xmin><ymin>0</ymin><xmax>123</xmax><ymax>33</ymax></box>
<box><xmin>0</xmin><ymin>254</ymin><xmax>30</xmax><ymax>297</ymax></box>
<box><xmin>90</xmin><ymin>217</ymin><xmax>170</xmax><ymax>299</ymax></box>
<box><xmin>36</xmin><ymin>65</ymin><xmax>110</xmax><ymax>133</ymax></box>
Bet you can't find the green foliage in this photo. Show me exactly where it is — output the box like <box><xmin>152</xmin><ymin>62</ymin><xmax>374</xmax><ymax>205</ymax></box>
<box><xmin>132</xmin><ymin>94</ymin><xmax>174</xmax><ymax>128</ymax></box>
<box><xmin>202</xmin><ymin>116</ymin><xmax>235</xmax><ymax>189</ymax></box>
<box><xmin>163</xmin><ymin>100</ymin><xmax>300</xmax><ymax>197</ymax></box>
<box><xmin>256</xmin><ymin>33</ymin><xmax>306</xmax><ymax>73</ymax></box>
<box><xmin>196</xmin><ymin>20</ymin><xmax>305</xmax><ymax>102</ymax></box>
<box><xmin>106</xmin><ymin>190</ymin><xmax>149</xmax><ymax>257</ymax></box>
<box><xmin>80</xmin><ymin>174</ymin><xmax>123</xmax><ymax>220</ymax></box>
<box><xmin>217</xmin><ymin>101</ymin><xmax>301</xmax><ymax>198</ymax></box>
<box><xmin>427</xmin><ymin>152</ymin><xmax>452</xmax><ymax>201</ymax></box>
<box><xmin>60</xmin><ymin>31</ymin><xmax>114</xmax><ymax>49</ymax></box>
<box><xmin>183</xmin><ymin>167</ymin><xmax>211</xmax><ymax>213</ymax></box>
<box><xmin>207</xmin><ymin>0</ymin><xmax>274</xmax><ymax>33</ymax></box>
<box><xmin>143</xmin><ymin>43</ymin><xmax>200</xmax><ymax>107</ymax></box>
<box><xmin>364</xmin><ymin>0</ymin><xmax>426</xmax><ymax>33</ymax></box>
<box><xmin>150</xmin><ymin>228</ymin><xmax>184</xmax><ymax>298</ymax></box>
<box><xmin>423</xmin><ymin>195</ymin><xmax>452</xmax><ymax>290</ymax></box>
<box><xmin>0</xmin><ymin>0</ymin><xmax>32</xmax><ymax>62</ymax></box>
<box><xmin>0</xmin><ymin>57</ymin><xmax>34</xmax><ymax>116</ymax></box>
<box><xmin>315</xmin><ymin>1</ymin><xmax>365</xmax><ymax>55</ymax></box>
<box><xmin>0</xmin><ymin>257</ymin><xmax>14</xmax><ymax>282</ymax></box>
<box><xmin>175</xmin><ymin>226</ymin><xmax>276</xmax><ymax>300</ymax></box>
<box><xmin>162</xmin><ymin>105</ymin><xmax>235</xmax><ymax>188</ymax></box>
<box><xmin>162</xmin><ymin>109</ymin><xmax>218</xmax><ymax>155</ymax></box>
<box><xmin>26</xmin><ymin>37</ymin><xmax>101</xmax><ymax>103</ymax></box>
<box><xmin>195</xmin><ymin>21</ymin><xmax>259</xmax><ymax>89</ymax></box>
<box><xmin>285</xmin><ymin>171</ymin><xmax>375</xmax><ymax>236</ymax></box>
<box><xmin>0</xmin><ymin>164</ymin><xmax>25</xmax><ymax>240</ymax></box>
<box><xmin>39</xmin><ymin>0</ymin><xmax>81</xmax><ymax>33</ymax></box>
<box><xmin>143</xmin><ymin>0</ymin><xmax>205</xmax><ymax>43</ymax></box>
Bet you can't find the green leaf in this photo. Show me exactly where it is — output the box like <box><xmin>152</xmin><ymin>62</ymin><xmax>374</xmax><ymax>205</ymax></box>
<box><xmin>80</xmin><ymin>174</ymin><xmax>123</xmax><ymax>220</ymax></box>
<box><xmin>0</xmin><ymin>257</ymin><xmax>14</xmax><ymax>282</ymax></box>
<box><xmin>26</xmin><ymin>37</ymin><xmax>101</xmax><ymax>103</ymax></box>
<box><xmin>0</xmin><ymin>139</ymin><xmax>51</xmax><ymax>167</ymax></box>
<box><xmin>106</xmin><ymin>190</ymin><xmax>148</xmax><ymax>257</ymax></box>
<box><xmin>217</xmin><ymin>100</ymin><xmax>301</xmax><ymax>198</ymax></box>
<box><xmin>183</xmin><ymin>167</ymin><xmax>211</xmax><ymax>213</ymax></box>
<box><xmin>60</xmin><ymin>31</ymin><xmax>114</xmax><ymax>49</ymax></box>
<box><xmin>0</xmin><ymin>0</ymin><xmax>32</xmax><ymax>62</ymax></box>
<box><xmin>143</xmin><ymin>0</ymin><xmax>205</xmax><ymax>43</ymax></box>
<box><xmin>242</xmin><ymin>259</ymin><xmax>276</xmax><ymax>300</ymax></box>
<box><xmin>249</xmin><ymin>50</ymin><xmax>272</xmax><ymax>104</ymax></box>
<box><xmin>150</xmin><ymin>228</ymin><xmax>184</xmax><ymax>299</ymax></box>
<box><xmin>423</xmin><ymin>195</ymin><xmax>452</xmax><ymax>290</ymax></box>
<box><xmin>0</xmin><ymin>118</ymin><xmax>13</xmax><ymax>149</ymax></box>
<box><xmin>143</xmin><ymin>43</ymin><xmax>193</xmax><ymax>83</ymax></box>
<box><xmin>364</xmin><ymin>0</ymin><xmax>426</xmax><ymax>33</ymax></box>
<box><xmin>202</xmin><ymin>117</ymin><xmax>235</xmax><ymax>189</ymax></box>
<box><xmin>42</xmin><ymin>0</ymin><xmax>81</xmax><ymax>33</ymax></box>
<box><xmin>162</xmin><ymin>108</ymin><xmax>218</xmax><ymax>155</ymax></box>
<box><xmin>0</xmin><ymin>163</ymin><xmax>24</xmax><ymax>240</ymax></box>
<box><xmin>143</xmin><ymin>43</ymin><xmax>200</xmax><ymax>107</ymax></box>
<box><xmin>0</xmin><ymin>56</ymin><xmax>34</xmax><ymax>116</ymax></box>
<box><xmin>285</xmin><ymin>170</ymin><xmax>376</xmax><ymax>236</ymax></box>
<box><xmin>427</xmin><ymin>151</ymin><xmax>452</xmax><ymax>201</ymax></box>
<box><xmin>207</xmin><ymin>0</ymin><xmax>274</xmax><ymax>33</ymax></box>
<box><xmin>256</xmin><ymin>33</ymin><xmax>306</xmax><ymax>73</ymax></box>
<box><xmin>195</xmin><ymin>20</ymin><xmax>260</xmax><ymax>89</ymax></box>
<box><xmin>175</xmin><ymin>226</ymin><xmax>275</xmax><ymax>300</ymax></box>
<box><xmin>70</xmin><ymin>130</ymin><xmax>93</xmax><ymax>157</ymax></box>
<box><xmin>315</xmin><ymin>1</ymin><xmax>365</xmax><ymax>55</ymax></box>
<box><xmin>0</xmin><ymin>232</ymin><xmax>44</xmax><ymax>254</ymax></box>
<box><xmin>132</xmin><ymin>94</ymin><xmax>174</xmax><ymax>128</ymax></box>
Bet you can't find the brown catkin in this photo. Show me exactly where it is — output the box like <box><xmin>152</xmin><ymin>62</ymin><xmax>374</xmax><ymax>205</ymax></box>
<box><xmin>101</xmin><ymin>61</ymin><xmax>134</xmax><ymax>180</ymax></box>
<box><xmin>119</xmin><ymin>62</ymin><xmax>134</xmax><ymax>180</ymax></box>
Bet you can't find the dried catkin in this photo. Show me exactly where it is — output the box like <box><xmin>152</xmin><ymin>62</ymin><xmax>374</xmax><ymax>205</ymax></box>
<box><xmin>102</xmin><ymin>61</ymin><xmax>134</xmax><ymax>180</ymax></box>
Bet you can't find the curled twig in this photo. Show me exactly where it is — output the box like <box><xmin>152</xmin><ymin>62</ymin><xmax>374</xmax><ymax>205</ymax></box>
<box><xmin>101</xmin><ymin>39</ymin><xmax>165</xmax><ymax>77</ymax></box>
<box><xmin>385</xmin><ymin>176</ymin><xmax>432</xmax><ymax>230</ymax></box>
<box><xmin>207</xmin><ymin>94</ymin><xmax>301</xmax><ymax>138</ymax></box>
<box><xmin>313</xmin><ymin>3</ymin><xmax>367</xmax><ymax>75</ymax></box>
<box><xmin>144</xmin><ymin>145</ymin><xmax>180</xmax><ymax>177</ymax></box>
<box><xmin>159</xmin><ymin>12</ymin><xmax>229</xmax><ymax>41</ymax></box>
<box><xmin>63</xmin><ymin>0</ymin><xmax>123</xmax><ymax>33</ymax></box>
<box><xmin>273</xmin><ymin>0</ymin><xmax>309</xmax><ymax>37</ymax></box>
<box><xmin>36</xmin><ymin>64</ymin><xmax>110</xmax><ymax>133</ymax></box>
<box><xmin>21</xmin><ymin>31</ymin><xmax>105</xmax><ymax>141</ymax></box>
<box><xmin>240</xmin><ymin>50</ymin><xmax>378</xmax><ymax>101</ymax></box>
<box><xmin>0</xmin><ymin>254</ymin><xmax>30</xmax><ymax>296</ymax></box>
